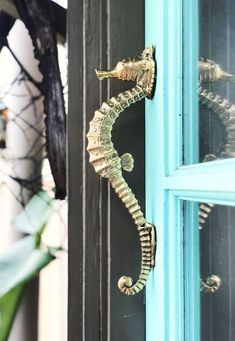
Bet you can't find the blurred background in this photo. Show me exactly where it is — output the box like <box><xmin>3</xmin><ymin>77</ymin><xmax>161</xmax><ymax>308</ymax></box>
<box><xmin>0</xmin><ymin>1</ymin><xmax>68</xmax><ymax>340</ymax></box>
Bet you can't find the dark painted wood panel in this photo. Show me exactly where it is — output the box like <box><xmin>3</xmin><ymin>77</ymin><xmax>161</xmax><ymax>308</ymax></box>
<box><xmin>68</xmin><ymin>0</ymin><xmax>85</xmax><ymax>339</ymax></box>
<box><xmin>108</xmin><ymin>2</ymin><xmax>145</xmax><ymax>340</ymax></box>
<box><xmin>68</xmin><ymin>1</ymin><xmax>145</xmax><ymax>340</ymax></box>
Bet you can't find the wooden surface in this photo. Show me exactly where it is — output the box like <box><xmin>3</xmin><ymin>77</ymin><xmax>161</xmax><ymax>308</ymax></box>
<box><xmin>68</xmin><ymin>1</ymin><xmax>145</xmax><ymax>340</ymax></box>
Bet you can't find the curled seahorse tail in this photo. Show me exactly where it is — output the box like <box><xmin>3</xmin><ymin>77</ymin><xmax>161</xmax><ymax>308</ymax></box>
<box><xmin>118</xmin><ymin>223</ymin><xmax>154</xmax><ymax>295</ymax></box>
<box><xmin>110</xmin><ymin>174</ymin><xmax>155</xmax><ymax>295</ymax></box>
<box><xmin>117</xmin><ymin>222</ymin><xmax>153</xmax><ymax>295</ymax></box>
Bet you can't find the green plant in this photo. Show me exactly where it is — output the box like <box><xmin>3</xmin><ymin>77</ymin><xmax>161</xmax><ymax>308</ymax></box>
<box><xmin>0</xmin><ymin>191</ymin><xmax>61</xmax><ymax>341</ymax></box>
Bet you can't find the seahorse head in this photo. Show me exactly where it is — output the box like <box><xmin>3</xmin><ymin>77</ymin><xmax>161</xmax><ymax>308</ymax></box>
<box><xmin>96</xmin><ymin>47</ymin><xmax>156</xmax><ymax>98</ymax></box>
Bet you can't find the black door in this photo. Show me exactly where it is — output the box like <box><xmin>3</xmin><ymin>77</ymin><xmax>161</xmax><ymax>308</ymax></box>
<box><xmin>68</xmin><ymin>1</ymin><xmax>146</xmax><ymax>340</ymax></box>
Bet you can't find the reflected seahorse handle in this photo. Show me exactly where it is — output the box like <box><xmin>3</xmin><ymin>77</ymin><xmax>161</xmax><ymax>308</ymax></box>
<box><xmin>200</xmin><ymin>275</ymin><xmax>221</xmax><ymax>294</ymax></box>
<box><xmin>198</xmin><ymin>58</ymin><xmax>235</xmax><ymax>294</ymax></box>
<box><xmin>87</xmin><ymin>47</ymin><xmax>156</xmax><ymax>295</ymax></box>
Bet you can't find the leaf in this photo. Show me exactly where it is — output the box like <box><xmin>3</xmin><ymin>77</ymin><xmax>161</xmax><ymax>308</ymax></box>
<box><xmin>0</xmin><ymin>236</ymin><xmax>35</xmax><ymax>293</ymax></box>
<box><xmin>0</xmin><ymin>236</ymin><xmax>58</xmax><ymax>341</ymax></box>
<box><xmin>0</xmin><ymin>236</ymin><xmax>55</xmax><ymax>296</ymax></box>
<box><xmin>0</xmin><ymin>284</ymin><xmax>24</xmax><ymax>341</ymax></box>
<box><xmin>0</xmin><ymin>191</ymin><xmax>60</xmax><ymax>339</ymax></box>
<box><xmin>14</xmin><ymin>191</ymin><xmax>56</xmax><ymax>234</ymax></box>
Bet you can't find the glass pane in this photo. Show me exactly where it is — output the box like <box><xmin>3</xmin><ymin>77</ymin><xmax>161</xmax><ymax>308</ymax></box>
<box><xmin>199</xmin><ymin>0</ymin><xmax>235</xmax><ymax>163</ymax></box>
<box><xmin>184</xmin><ymin>201</ymin><xmax>235</xmax><ymax>340</ymax></box>
<box><xmin>200</xmin><ymin>203</ymin><xmax>235</xmax><ymax>340</ymax></box>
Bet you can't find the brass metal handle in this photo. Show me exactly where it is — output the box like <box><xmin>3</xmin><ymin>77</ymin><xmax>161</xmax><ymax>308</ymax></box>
<box><xmin>87</xmin><ymin>47</ymin><xmax>156</xmax><ymax>295</ymax></box>
<box><xmin>200</xmin><ymin>275</ymin><xmax>221</xmax><ymax>294</ymax></box>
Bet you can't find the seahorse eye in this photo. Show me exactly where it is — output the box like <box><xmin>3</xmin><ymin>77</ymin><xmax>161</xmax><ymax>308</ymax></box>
<box><xmin>141</xmin><ymin>60</ymin><xmax>147</xmax><ymax>69</ymax></box>
<box><xmin>116</xmin><ymin>61</ymin><xmax>123</xmax><ymax>69</ymax></box>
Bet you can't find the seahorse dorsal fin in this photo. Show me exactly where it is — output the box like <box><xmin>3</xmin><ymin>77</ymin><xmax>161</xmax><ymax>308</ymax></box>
<box><xmin>121</xmin><ymin>153</ymin><xmax>134</xmax><ymax>172</ymax></box>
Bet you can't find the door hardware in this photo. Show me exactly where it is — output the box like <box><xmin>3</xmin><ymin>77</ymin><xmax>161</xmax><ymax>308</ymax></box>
<box><xmin>200</xmin><ymin>274</ymin><xmax>221</xmax><ymax>294</ymax></box>
<box><xmin>87</xmin><ymin>47</ymin><xmax>156</xmax><ymax>295</ymax></box>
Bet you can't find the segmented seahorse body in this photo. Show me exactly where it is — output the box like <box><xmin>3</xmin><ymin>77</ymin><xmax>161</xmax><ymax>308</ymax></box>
<box><xmin>198</xmin><ymin>84</ymin><xmax>235</xmax><ymax>230</ymax></box>
<box><xmin>87</xmin><ymin>85</ymin><xmax>155</xmax><ymax>295</ymax></box>
<box><xmin>87</xmin><ymin>47</ymin><xmax>156</xmax><ymax>295</ymax></box>
<box><xmin>198</xmin><ymin>203</ymin><xmax>214</xmax><ymax>229</ymax></box>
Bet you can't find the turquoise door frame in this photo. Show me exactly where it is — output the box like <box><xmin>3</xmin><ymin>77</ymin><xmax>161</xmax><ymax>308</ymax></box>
<box><xmin>145</xmin><ymin>1</ymin><xmax>235</xmax><ymax>340</ymax></box>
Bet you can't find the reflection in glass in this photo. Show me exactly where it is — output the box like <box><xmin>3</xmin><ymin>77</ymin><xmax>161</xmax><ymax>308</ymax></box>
<box><xmin>199</xmin><ymin>204</ymin><xmax>235</xmax><ymax>340</ymax></box>
<box><xmin>198</xmin><ymin>3</ymin><xmax>235</xmax><ymax>337</ymax></box>
<box><xmin>199</xmin><ymin>0</ymin><xmax>235</xmax><ymax>164</ymax></box>
<box><xmin>184</xmin><ymin>201</ymin><xmax>235</xmax><ymax>340</ymax></box>
<box><xmin>199</xmin><ymin>59</ymin><xmax>235</xmax><ymax>162</ymax></box>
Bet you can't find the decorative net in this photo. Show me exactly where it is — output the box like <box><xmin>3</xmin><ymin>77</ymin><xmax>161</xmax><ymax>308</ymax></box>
<box><xmin>0</xmin><ymin>19</ymin><xmax>67</xmax><ymax>250</ymax></box>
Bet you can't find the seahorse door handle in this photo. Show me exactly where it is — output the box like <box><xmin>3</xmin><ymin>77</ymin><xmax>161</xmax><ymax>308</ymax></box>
<box><xmin>198</xmin><ymin>58</ymin><xmax>235</xmax><ymax>294</ymax></box>
<box><xmin>87</xmin><ymin>47</ymin><xmax>156</xmax><ymax>295</ymax></box>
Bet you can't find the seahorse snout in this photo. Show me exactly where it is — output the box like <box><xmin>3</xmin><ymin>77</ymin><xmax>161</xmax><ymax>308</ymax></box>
<box><xmin>95</xmin><ymin>68</ymin><xmax>119</xmax><ymax>80</ymax></box>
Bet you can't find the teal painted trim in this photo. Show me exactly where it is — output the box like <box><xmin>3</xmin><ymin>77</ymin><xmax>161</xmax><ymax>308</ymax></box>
<box><xmin>166</xmin><ymin>192</ymin><xmax>184</xmax><ymax>340</ymax></box>
<box><xmin>183</xmin><ymin>0</ymin><xmax>199</xmax><ymax>165</ymax></box>
<box><xmin>145</xmin><ymin>0</ymin><xmax>183</xmax><ymax>340</ymax></box>
<box><xmin>172</xmin><ymin>190</ymin><xmax>235</xmax><ymax>206</ymax></box>
<box><xmin>184</xmin><ymin>201</ymin><xmax>200</xmax><ymax>341</ymax></box>
<box><xmin>165</xmin><ymin>2</ymin><xmax>183</xmax><ymax>173</ymax></box>
<box><xmin>146</xmin><ymin>0</ymin><xmax>234</xmax><ymax>339</ymax></box>
<box><xmin>182</xmin><ymin>3</ymin><xmax>200</xmax><ymax>337</ymax></box>
<box><xmin>146</xmin><ymin>0</ymin><xmax>166</xmax><ymax>339</ymax></box>
<box><xmin>173</xmin><ymin>157</ymin><xmax>235</xmax><ymax>175</ymax></box>
<box><xmin>164</xmin><ymin>167</ymin><xmax>235</xmax><ymax>193</ymax></box>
